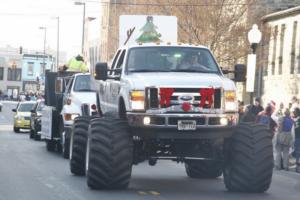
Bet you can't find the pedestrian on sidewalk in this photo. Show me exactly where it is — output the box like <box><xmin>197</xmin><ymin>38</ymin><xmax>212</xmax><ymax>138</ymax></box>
<box><xmin>293</xmin><ymin>107</ymin><xmax>300</xmax><ymax>173</ymax></box>
<box><xmin>242</xmin><ymin>97</ymin><xmax>264</xmax><ymax>122</ymax></box>
<box><xmin>256</xmin><ymin>105</ymin><xmax>277</xmax><ymax>137</ymax></box>
<box><xmin>275</xmin><ymin>109</ymin><xmax>294</xmax><ymax>171</ymax></box>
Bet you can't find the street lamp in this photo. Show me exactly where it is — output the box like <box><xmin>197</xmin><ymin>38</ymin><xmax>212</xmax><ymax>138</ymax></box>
<box><xmin>74</xmin><ymin>1</ymin><xmax>86</xmax><ymax>55</ymax></box>
<box><xmin>51</xmin><ymin>17</ymin><xmax>60</xmax><ymax>71</ymax></box>
<box><xmin>248</xmin><ymin>24</ymin><xmax>262</xmax><ymax>54</ymax></box>
<box><xmin>39</xmin><ymin>26</ymin><xmax>47</xmax><ymax>76</ymax></box>
<box><xmin>247</xmin><ymin>24</ymin><xmax>262</xmax><ymax>103</ymax></box>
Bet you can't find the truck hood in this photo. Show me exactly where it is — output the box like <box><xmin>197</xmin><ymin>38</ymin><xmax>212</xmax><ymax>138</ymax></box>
<box><xmin>70</xmin><ymin>92</ymin><xmax>97</xmax><ymax>105</ymax></box>
<box><xmin>125</xmin><ymin>72</ymin><xmax>235</xmax><ymax>90</ymax></box>
<box><xmin>63</xmin><ymin>92</ymin><xmax>97</xmax><ymax>115</ymax></box>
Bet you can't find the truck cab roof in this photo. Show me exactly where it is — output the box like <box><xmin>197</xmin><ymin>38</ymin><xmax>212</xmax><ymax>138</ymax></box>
<box><xmin>119</xmin><ymin>42</ymin><xmax>209</xmax><ymax>50</ymax></box>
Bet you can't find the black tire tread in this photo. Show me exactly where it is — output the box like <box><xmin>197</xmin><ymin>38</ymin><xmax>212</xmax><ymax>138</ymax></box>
<box><xmin>87</xmin><ymin>116</ymin><xmax>133</xmax><ymax>190</ymax></box>
<box><xmin>185</xmin><ymin>160</ymin><xmax>222</xmax><ymax>178</ymax></box>
<box><xmin>70</xmin><ymin>116</ymin><xmax>90</xmax><ymax>175</ymax></box>
<box><xmin>223</xmin><ymin>122</ymin><xmax>273</xmax><ymax>193</ymax></box>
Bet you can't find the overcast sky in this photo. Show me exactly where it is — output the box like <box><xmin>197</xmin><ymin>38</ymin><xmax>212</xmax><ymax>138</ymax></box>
<box><xmin>0</xmin><ymin>0</ymin><xmax>101</xmax><ymax>59</ymax></box>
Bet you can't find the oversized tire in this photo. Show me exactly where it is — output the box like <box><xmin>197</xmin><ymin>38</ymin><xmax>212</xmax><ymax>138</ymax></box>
<box><xmin>86</xmin><ymin>116</ymin><xmax>133</xmax><ymax>190</ymax></box>
<box><xmin>185</xmin><ymin>160</ymin><xmax>222</xmax><ymax>178</ymax></box>
<box><xmin>70</xmin><ymin>116</ymin><xmax>90</xmax><ymax>175</ymax></box>
<box><xmin>13</xmin><ymin>127</ymin><xmax>20</xmax><ymax>133</ymax></box>
<box><xmin>223</xmin><ymin>122</ymin><xmax>273</xmax><ymax>193</ymax></box>
<box><xmin>46</xmin><ymin>140</ymin><xmax>56</xmax><ymax>152</ymax></box>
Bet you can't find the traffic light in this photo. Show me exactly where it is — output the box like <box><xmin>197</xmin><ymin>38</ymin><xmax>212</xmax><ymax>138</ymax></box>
<box><xmin>11</xmin><ymin>61</ymin><xmax>17</xmax><ymax>69</ymax></box>
<box><xmin>19</xmin><ymin>46</ymin><xmax>23</xmax><ymax>54</ymax></box>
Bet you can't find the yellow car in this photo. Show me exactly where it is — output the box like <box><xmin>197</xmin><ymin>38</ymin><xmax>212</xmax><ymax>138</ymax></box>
<box><xmin>13</xmin><ymin>101</ymin><xmax>37</xmax><ymax>133</ymax></box>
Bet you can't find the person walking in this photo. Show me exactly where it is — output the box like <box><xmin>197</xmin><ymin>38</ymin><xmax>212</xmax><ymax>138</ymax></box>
<box><xmin>241</xmin><ymin>98</ymin><xmax>264</xmax><ymax>122</ymax></box>
<box><xmin>275</xmin><ymin>109</ymin><xmax>294</xmax><ymax>171</ymax></box>
<box><xmin>256</xmin><ymin>105</ymin><xmax>277</xmax><ymax>137</ymax></box>
<box><xmin>293</xmin><ymin>107</ymin><xmax>300</xmax><ymax>173</ymax></box>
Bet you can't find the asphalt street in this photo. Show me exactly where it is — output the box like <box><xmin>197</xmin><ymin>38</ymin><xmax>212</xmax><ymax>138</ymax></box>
<box><xmin>0</xmin><ymin>101</ymin><xmax>300</xmax><ymax>200</ymax></box>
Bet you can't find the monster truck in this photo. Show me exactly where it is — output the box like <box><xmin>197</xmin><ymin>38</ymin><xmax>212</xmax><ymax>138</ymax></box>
<box><xmin>70</xmin><ymin>43</ymin><xmax>273</xmax><ymax>192</ymax></box>
<box><xmin>41</xmin><ymin>71</ymin><xmax>98</xmax><ymax>158</ymax></box>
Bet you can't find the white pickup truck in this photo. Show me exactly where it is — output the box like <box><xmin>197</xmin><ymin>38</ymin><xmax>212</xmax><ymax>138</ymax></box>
<box><xmin>69</xmin><ymin>43</ymin><xmax>273</xmax><ymax>193</ymax></box>
<box><xmin>42</xmin><ymin>72</ymin><xmax>98</xmax><ymax>158</ymax></box>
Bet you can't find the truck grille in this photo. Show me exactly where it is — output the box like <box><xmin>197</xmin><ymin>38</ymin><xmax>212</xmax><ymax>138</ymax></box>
<box><xmin>146</xmin><ymin>87</ymin><xmax>221</xmax><ymax>110</ymax></box>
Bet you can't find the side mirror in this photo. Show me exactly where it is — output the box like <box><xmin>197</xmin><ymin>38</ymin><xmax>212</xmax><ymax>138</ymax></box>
<box><xmin>55</xmin><ymin>78</ymin><xmax>64</xmax><ymax>94</ymax></box>
<box><xmin>30</xmin><ymin>109</ymin><xmax>36</xmax><ymax>113</ymax></box>
<box><xmin>12</xmin><ymin>108</ymin><xmax>16</xmax><ymax>112</ymax></box>
<box><xmin>234</xmin><ymin>64</ymin><xmax>246</xmax><ymax>82</ymax></box>
<box><xmin>221</xmin><ymin>67</ymin><xmax>230</xmax><ymax>74</ymax></box>
<box><xmin>95</xmin><ymin>62</ymin><xmax>108</xmax><ymax>81</ymax></box>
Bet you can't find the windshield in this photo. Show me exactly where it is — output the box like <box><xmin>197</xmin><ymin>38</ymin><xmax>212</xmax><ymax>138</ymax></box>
<box><xmin>18</xmin><ymin>103</ymin><xmax>35</xmax><ymax>112</ymax></box>
<box><xmin>37</xmin><ymin>101</ymin><xmax>45</xmax><ymax>112</ymax></box>
<box><xmin>73</xmin><ymin>75</ymin><xmax>96</xmax><ymax>92</ymax></box>
<box><xmin>127</xmin><ymin>47</ymin><xmax>220</xmax><ymax>73</ymax></box>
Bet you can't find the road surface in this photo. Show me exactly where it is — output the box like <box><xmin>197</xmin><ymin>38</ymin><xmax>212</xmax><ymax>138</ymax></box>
<box><xmin>0</xmin><ymin>101</ymin><xmax>300</xmax><ymax>200</ymax></box>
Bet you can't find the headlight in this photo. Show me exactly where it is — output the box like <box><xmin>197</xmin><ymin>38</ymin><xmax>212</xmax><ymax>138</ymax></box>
<box><xmin>64</xmin><ymin>113</ymin><xmax>80</xmax><ymax>121</ymax></box>
<box><xmin>16</xmin><ymin>115</ymin><xmax>23</xmax><ymax>120</ymax></box>
<box><xmin>224</xmin><ymin>91</ymin><xmax>237</xmax><ymax>112</ymax></box>
<box><xmin>71</xmin><ymin>114</ymin><xmax>80</xmax><ymax>120</ymax></box>
<box><xmin>130</xmin><ymin>90</ymin><xmax>145</xmax><ymax>110</ymax></box>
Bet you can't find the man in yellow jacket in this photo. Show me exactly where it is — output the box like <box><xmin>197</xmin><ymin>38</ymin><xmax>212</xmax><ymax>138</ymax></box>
<box><xmin>67</xmin><ymin>54</ymin><xmax>88</xmax><ymax>72</ymax></box>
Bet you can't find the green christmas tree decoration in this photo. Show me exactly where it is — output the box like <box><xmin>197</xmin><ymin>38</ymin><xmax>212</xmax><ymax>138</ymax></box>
<box><xmin>136</xmin><ymin>16</ymin><xmax>162</xmax><ymax>43</ymax></box>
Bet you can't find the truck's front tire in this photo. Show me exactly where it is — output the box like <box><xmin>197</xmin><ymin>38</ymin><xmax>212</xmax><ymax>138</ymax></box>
<box><xmin>86</xmin><ymin>116</ymin><xmax>133</xmax><ymax>189</ymax></box>
<box><xmin>223</xmin><ymin>123</ymin><xmax>273</xmax><ymax>193</ymax></box>
<box><xmin>70</xmin><ymin>116</ymin><xmax>90</xmax><ymax>176</ymax></box>
<box><xmin>46</xmin><ymin>140</ymin><xmax>55</xmax><ymax>152</ymax></box>
<box><xmin>185</xmin><ymin>160</ymin><xmax>222</xmax><ymax>178</ymax></box>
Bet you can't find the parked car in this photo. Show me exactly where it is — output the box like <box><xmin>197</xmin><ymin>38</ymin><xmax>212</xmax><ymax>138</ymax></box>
<box><xmin>12</xmin><ymin>101</ymin><xmax>36</xmax><ymax>133</ymax></box>
<box><xmin>30</xmin><ymin>100</ymin><xmax>45</xmax><ymax>140</ymax></box>
<box><xmin>0</xmin><ymin>102</ymin><xmax>2</xmax><ymax>112</ymax></box>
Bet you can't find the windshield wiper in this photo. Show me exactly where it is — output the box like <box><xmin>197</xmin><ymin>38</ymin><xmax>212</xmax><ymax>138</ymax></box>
<box><xmin>171</xmin><ymin>69</ymin><xmax>216</xmax><ymax>73</ymax></box>
<box><xmin>129</xmin><ymin>69</ymin><xmax>170</xmax><ymax>72</ymax></box>
<box><xmin>75</xmin><ymin>89</ymin><xmax>95</xmax><ymax>92</ymax></box>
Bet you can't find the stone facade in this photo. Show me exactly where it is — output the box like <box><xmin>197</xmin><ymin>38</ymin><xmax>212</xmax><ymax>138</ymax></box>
<box><xmin>261</xmin><ymin>6</ymin><xmax>300</xmax><ymax>106</ymax></box>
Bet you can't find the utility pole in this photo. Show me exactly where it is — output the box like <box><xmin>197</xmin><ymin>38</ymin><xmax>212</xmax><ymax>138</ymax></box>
<box><xmin>39</xmin><ymin>27</ymin><xmax>47</xmax><ymax>73</ymax></box>
<box><xmin>75</xmin><ymin>1</ymin><xmax>86</xmax><ymax>54</ymax></box>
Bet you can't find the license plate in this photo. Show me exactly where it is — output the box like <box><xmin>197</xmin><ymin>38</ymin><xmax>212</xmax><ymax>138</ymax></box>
<box><xmin>178</xmin><ymin>120</ymin><xmax>196</xmax><ymax>130</ymax></box>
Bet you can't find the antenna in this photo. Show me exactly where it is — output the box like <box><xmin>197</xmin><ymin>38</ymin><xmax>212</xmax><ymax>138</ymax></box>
<box><xmin>123</xmin><ymin>27</ymin><xmax>135</xmax><ymax>45</ymax></box>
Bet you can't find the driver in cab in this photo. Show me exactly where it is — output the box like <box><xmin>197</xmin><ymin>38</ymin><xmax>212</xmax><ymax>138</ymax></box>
<box><xmin>178</xmin><ymin>53</ymin><xmax>210</xmax><ymax>71</ymax></box>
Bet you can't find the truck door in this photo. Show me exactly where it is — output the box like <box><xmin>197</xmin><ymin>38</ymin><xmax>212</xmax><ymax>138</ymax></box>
<box><xmin>106</xmin><ymin>50</ymin><xmax>126</xmax><ymax>113</ymax></box>
<box><xmin>100</xmin><ymin>50</ymin><xmax>121</xmax><ymax>113</ymax></box>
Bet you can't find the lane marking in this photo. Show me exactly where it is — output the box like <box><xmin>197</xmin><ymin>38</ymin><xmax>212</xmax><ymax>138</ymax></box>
<box><xmin>137</xmin><ymin>190</ymin><xmax>161</xmax><ymax>196</ymax></box>
<box><xmin>149</xmin><ymin>191</ymin><xmax>161</xmax><ymax>196</ymax></box>
<box><xmin>137</xmin><ymin>191</ymin><xmax>147</xmax><ymax>195</ymax></box>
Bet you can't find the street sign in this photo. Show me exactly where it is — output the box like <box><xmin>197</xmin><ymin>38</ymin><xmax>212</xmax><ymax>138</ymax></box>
<box><xmin>246</xmin><ymin>54</ymin><xmax>256</xmax><ymax>92</ymax></box>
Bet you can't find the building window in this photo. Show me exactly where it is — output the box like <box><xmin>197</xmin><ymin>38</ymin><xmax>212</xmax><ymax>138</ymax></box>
<box><xmin>27</xmin><ymin>62</ymin><xmax>34</xmax><ymax>76</ymax></box>
<box><xmin>40</xmin><ymin>63</ymin><xmax>46</xmax><ymax>76</ymax></box>
<box><xmin>278</xmin><ymin>24</ymin><xmax>285</xmax><ymax>75</ymax></box>
<box><xmin>271</xmin><ymin>25</ymin><xmax>278</xmax><ymax>75</ymax></box>
<box><xmin>0</xmin><ymin>67</ymin><xmax>4</xmax><ymax>80</ymax></box>
<box><xmin>291</xmin><ymin>21</ymin><xmax>297</xmax><ymax>74</ymax></box>
<box><xmin>7</xmin><ymin>68</ymin><xmax>21</xmax><ymax>81</ymax></box>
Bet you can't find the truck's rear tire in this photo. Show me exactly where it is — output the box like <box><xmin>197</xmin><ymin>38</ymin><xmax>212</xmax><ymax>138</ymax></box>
<box><xmin>70</xmin><ymin>116</ymin><xmax>90</xmax><ymax>176</ymax></box>
<box><xmin>86</xmin><ymin>116</ymin><xmax>133</xmax><ymax>189</ymax></box>
<box><xmin>185</xmin><ymin>160</ymin><xmax>222</xmax><ymax>178</ymax></box>
<box><xmin>46</xmin><ymin>140</ymin><xmax>56</xmax><ymax>152</ymax></box>
<box><xmin>30</xmin><ymin>129</ymin><xmax>35</xmax><ymax>139</ymax></box>
<box><xmin>223</xmin><ymin>123</ymin><xmax>273</xmax><ymax>193</ymax></box>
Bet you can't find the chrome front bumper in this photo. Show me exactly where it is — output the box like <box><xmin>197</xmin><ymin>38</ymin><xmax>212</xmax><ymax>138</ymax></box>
<box><xmin>127</xmin><ymin>112</ymin><xmax>238</xmax><ymax>129</ymax></box>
